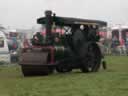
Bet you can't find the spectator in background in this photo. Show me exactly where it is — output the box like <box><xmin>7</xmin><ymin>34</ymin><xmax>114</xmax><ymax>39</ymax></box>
<box><xmin>111</xmin><ymin>35</ymin><xmax>120</xmax><ymax>55</ymax></box>
<box><xmin>112</xmin><ymin>36</ymin><xmax>119</xmax><ymax>47</ymax></box>
<box><xmin>125</xmin><ymin>34</ymin><xmax>128</xmax><ymax>55</ymax></box>
<box><xmin>119</xmin><ymin>38</ymin><xmax>126</xmax><ymax>55</ymax></box>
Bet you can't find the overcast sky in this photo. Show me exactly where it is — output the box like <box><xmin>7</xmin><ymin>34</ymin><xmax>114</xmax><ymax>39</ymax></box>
<box><xmin>0</xmin><ymin>0</ymin><xmax>128</xmax><ymax>29</ymax></box>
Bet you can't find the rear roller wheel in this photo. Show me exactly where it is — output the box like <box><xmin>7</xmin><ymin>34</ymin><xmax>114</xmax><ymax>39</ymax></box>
<box><xmin>80</xmin><ymin>43</ymin><xmax>102</xmax><ymax>72</ymax></box>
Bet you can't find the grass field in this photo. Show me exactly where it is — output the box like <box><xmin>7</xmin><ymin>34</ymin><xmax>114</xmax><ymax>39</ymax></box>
<box><xmin>0</xmin><ymin>56</ymin><xmax>128</xmax><ymax>96</ymax></box>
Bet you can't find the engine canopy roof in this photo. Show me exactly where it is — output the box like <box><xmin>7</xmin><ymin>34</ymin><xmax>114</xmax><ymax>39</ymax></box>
<box><xmin>37</xmin><ymin>15</ymin><xmax>107</xmax><ymax>27</ymax></box>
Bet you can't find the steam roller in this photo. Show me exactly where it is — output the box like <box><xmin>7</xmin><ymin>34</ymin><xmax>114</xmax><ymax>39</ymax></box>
<box><xmin>19</xmin><ymin>10</ymin><xmax>107</xmax><ymax>76</ymax></box>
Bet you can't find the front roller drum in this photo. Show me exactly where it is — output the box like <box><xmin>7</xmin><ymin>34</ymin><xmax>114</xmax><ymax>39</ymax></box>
<box><xmin>19</xmin><ymin>48</ymin><xmax>54</xmax><ymax>76</ymax></box>
<box><xmin>21</xmin><ymin>65</ymin><xmax>53</xmax><ymax>76</ymax></box>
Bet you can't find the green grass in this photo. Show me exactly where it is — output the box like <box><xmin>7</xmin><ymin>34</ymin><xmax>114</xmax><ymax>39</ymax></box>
<box><xmin>0</xmin><ymin>56</ymin><xmax>128</xmax><ymax>96</ymax></box>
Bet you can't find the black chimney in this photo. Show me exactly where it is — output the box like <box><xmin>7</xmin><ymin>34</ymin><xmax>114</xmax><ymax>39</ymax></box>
<box><xmin>45</xmin><ymin>10</ymin><xmax>53</xmax><ymax>44</ymax></box>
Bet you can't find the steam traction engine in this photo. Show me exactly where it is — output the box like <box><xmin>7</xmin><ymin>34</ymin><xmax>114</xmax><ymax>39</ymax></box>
<box><xmin>19</xmin><ymin>11</ymin><xmax>107</xmax><ymax>76</ymax></box>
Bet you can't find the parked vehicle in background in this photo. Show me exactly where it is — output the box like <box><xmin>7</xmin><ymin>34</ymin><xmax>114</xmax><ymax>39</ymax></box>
<box><xmin>0</xmin><ymin>31</ymin><xmax>10</xmax><ymax>64</ymax></box>
<box><xmin>121</xmin><ymin>25</ymin><xmax>128</xmax><ymax>55</ymax></box>
<box><xmin>111</xmin><ymin>25</ymin><xmax>128</xmax><ymax>55</ymax></box>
